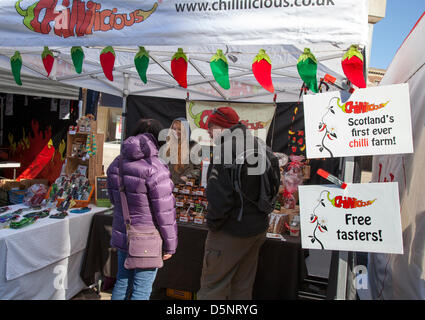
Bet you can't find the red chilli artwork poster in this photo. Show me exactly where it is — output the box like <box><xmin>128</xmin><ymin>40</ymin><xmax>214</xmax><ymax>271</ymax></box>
<box><xmin>303</xmin><ymin>83</ymin><xmax>413</xmax><ymax>159</ymax></box>
<box><xmin>298</xmin><ymin>183</ymin><xmax>403</xmax><ymax>254</ymax></box>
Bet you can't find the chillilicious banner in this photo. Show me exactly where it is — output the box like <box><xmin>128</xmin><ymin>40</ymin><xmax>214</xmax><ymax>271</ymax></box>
<box><xmin>0</xmin><ymin>0</ymin><xmax>368</xmax><ymax>46</ymax></box>
<box><xmin>303</xmin><ymin>83</ymin><xmax>414</xmax><ymax>159</ymax></box>
<box><xmin>299</xmin><ymin>183</ymin><xmax>403</xmax><ymax>254</ymax></box>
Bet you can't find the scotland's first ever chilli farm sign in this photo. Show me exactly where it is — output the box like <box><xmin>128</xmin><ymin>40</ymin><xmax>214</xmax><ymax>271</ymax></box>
<box><xmin>303</xmin><ymin>84</ymin><xmax>414</xmax><ymax>159</ymax></box>
<box><xmin>0</xmin><ymin>0</ymin><xmax>368</xmax><ymax>46</ymax></box>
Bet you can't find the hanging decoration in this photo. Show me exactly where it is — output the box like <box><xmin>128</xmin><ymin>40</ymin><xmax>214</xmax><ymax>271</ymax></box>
<box><xmin>297</xmin><ymin>48</ymin><xmax>318</xmax><ymax>93</ymax></box>
<box><xmin>341</xmin><ymin>45</ymin><xmax>366</xmax><ymax>88</ymax></box>
<box><xmin>134</xmin><ymin>46</ymin><xmax>150</xmax><ymax>84</ymax></box>
<box><xmin>85</xmin><ymin>133</ymin><xmax>97</xmax><ymax>159</ymax></box>
<box><xmin>41</xmin><ymin>46</ymin><xmax>54</xmax><ymax>77</ymax></box>
<box><xmin>171</xmin><ymin>48</ymin><xmax>188</xmax><ymax>88</ymax></box>
<box><xmin>210</xmin><ymin>49</ymin><xmax>230</xmax><ymax>90</ymax></box>
<box><xmin>71</xmin><ymin>46</ymin><xmax>84</xmax><ymax>74</ymax></box>
<box><xmin>10</xmin><ymin>51</ymin><xmax>22</xmax><ymax>86</ymax></box>
<box><xmin>100</xmin><ymin>46</ymin><xmax>116</xmax><ymax>82</ymax></box>
<box><xmin>252</xmin><ymin>49</ymin><xmax>274</xmax><ymax>93</ymax></box>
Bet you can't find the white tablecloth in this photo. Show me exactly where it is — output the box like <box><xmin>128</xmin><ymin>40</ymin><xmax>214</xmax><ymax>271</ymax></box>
<box><xmin>0</xmin><ymin>204</ymin><xmax>110</xmax><ymax>300</ymax></box>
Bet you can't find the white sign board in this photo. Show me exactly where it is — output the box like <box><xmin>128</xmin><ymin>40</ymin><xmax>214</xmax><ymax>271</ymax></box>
<box><xmin>299</xmin><ymin>183</ymin><xmax>403</xmax><ymax>254</ymax></box>
<box><xmin>304</xmin><ymin>84</ymin><xmax>413</xmax><ymax>158</ymax></box>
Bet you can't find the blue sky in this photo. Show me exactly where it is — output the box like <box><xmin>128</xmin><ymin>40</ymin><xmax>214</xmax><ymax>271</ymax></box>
<box><xmin>370</xmin><ymin>0</ymin><xmax>425</xmax><ymax>69</ymax></box>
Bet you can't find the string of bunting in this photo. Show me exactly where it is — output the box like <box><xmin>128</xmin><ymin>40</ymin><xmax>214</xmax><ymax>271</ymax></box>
<box><xmin>9</xmin><ymin>45</ymin><xmax>366</xmax><ymax>92</ymax></box>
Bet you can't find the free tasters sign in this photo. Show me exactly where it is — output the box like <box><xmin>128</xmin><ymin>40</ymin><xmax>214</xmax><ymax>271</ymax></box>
<box><xmin>299</xmin><ymin>183</ymin><xmax>403</xmax><ymax>254</ymax></box>
<box><xmin>304</xmin><ymin>83</ymin><xmax>413</xmax><ymax>158</ymax></box>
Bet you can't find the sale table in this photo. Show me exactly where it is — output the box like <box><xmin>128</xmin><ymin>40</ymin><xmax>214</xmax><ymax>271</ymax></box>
<box><xmin>0</xmin><ymin>203</ymin><xmax>110</xmax><ymax>300</ymax></box>
<box><xmin>81</xmin><ymin>211</ymin><xmax>308</xmax><ymax>300</ymax></box>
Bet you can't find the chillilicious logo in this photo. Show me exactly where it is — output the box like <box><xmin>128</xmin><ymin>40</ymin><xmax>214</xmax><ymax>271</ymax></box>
<box><xmin>337</xmin><ymin>99</ymin><xmax>389</xmax><ymax>114</ymax></box>
<box><xmin>188</xmin><ymin>102</ymin><xmax>271</xmax><ymax>130</ymax></box>
<box><xmin>327</xmin><ymin>193</ymin><xmax>376</xmax><ymax>209</ymax></box>
<box><xmin>15</xmin><ymin>0</ymin><xmax>158</xmax><ymax>37</ymax></box>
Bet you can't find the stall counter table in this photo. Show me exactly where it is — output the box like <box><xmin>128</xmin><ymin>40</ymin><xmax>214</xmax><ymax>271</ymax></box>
<box><xmin>81</xmin><ymin>211</ymin><xmax>308</xmax><ymax>300</ymax></box>
<box><xmin>0</xmin><ymin>203</ymin><xmax>110</xmax><ymax>300</ymax></box>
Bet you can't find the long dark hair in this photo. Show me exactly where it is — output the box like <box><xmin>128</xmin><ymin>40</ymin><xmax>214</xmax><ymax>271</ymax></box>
<box><xmin>131</xmin><ymin>119</ymin><xmax>165</xmax><ymax>146</ymax></box>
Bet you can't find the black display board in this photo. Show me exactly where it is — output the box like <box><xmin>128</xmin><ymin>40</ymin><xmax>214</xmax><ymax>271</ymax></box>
<box><xmin>95</xmin><ymin>176</ymin><xmax>111</xmax><ymax>207</ymax></box>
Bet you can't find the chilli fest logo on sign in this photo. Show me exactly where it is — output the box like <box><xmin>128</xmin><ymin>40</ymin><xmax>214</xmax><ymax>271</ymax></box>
<box><xmin>336</xmin><ymin>99</ymin><xmax>390</xmax><ymax>114</ymax></box>
<box><xmin>308</xmin><ymin>191</ymin><xmax>379</xmax><ymax>250</ymax></box>
<box><xmin>15</xmin><ymin>0</ymin><xmax>158</xmax><ymax>37</ymax></box>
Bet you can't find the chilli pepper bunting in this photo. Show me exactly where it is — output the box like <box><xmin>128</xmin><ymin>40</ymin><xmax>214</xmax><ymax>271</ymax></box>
<box><xmin>171</xmin><ymin>48</ymin><xmax>188</xmax><ymax>88</ymax></box>
<box><xmin>71</xmin><ymin>46</ymin><xmax>84</xmax><ymax>74</ymax></box>
<box><xmin>341</xmin><ymin>45</ymin><xmax>366</xmax><ymax>89</ymax></box>
<box><xmin>100</xmin><ymin>46</ymin><xmax>116</xmax><ymax>82</ymax></box>
<box><xmin>297</xmin><ymin>48</ymin><xmax>318</xmax><ymax>93</ymax></box>
<box><xmin>252</xmin><ymin>49</ymin><xmax>274</xmax><ymax>93</ymax></box>
<box><xmin>10</xmin><ymin>51</ymin><xmax>22</xmax><ymax>86</ymax></box>
<box><xmin>41</xmin><ymin>46</ymin><xmax>54</xmax><ymax>77</ymax></box>
<box><xmin>210</xmin><ymin>49</ymin><xmax>230</xmax><ymax>90</ymax></box>
<box><xmin>134</xmin><ymin>46</ymin><xmax>150</xmax><ymax>84</ymax></box>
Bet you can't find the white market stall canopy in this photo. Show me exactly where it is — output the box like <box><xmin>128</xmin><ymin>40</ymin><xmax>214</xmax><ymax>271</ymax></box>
<box><xmin>0</xmin><ymin>0</ymin><xmax>369</xmax><ymax>102</ymax></box>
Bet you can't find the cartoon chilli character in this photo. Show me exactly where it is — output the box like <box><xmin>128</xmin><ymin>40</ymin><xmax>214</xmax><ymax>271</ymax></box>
<box><xmin>15</xmin><ymin>0</ymin><xmax>39</xmax><ymax>31</ymax></box>
<box><xmin>188</xmin><ymin>101</ymin><xmax>213</xmax><ymax>130</ymax></box>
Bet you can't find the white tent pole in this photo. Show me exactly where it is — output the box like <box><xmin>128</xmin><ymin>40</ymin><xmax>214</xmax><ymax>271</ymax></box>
<box><xmin>131</xmin><ymin>78</ymin><xmax>223</xmax><ymax>100</ymax></box>
<box><xmin>120</xmin><ymin>72</ymin><xmax>129</xmax><ymax>149</ymax></box>
<box><xmin>335</xmin><ymin>46</ymin><xmax>368</xmax><ymax>301</ymax></box>
<box><xmin>0</xmin><ymin>53</ymin><xmax>46</xmax><ymax>78</ymax></box>
<box><xmin>148</xmin><ymin>53</ymin><xmax>176</xmax><ymax>81</ymax></box>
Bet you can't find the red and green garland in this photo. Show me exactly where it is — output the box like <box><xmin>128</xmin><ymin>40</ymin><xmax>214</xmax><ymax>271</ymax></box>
<box><xmin>252</xmin><ymin>49</ymin><xmax>274</xmax><ymax>93</ymax></box>
<box><xmin>134</xmin><ymin>46</ymin><xmax>150</xmax><ymax>84</ymax></box>
<box><xmin>10</xmin><ymin>51</ymin><xmax>22</xmax><ymax>86</ymax></box>
<box><xmin>341</xmin><ymin>45</ymin><xmax>366</xmax><ymax>89</ymax></box>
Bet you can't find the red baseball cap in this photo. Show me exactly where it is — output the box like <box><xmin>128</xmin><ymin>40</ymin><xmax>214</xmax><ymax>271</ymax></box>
<box><xmin>207</xmin><ymin>107</ymin><xmax>240</xmax><ymax>129</ymax></box>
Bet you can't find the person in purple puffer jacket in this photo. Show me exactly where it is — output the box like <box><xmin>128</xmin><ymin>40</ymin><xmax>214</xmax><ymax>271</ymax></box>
<box><xmin>107</xmin><ymin>119</ymin><xmax>177</xmax><ymax>300</ymax></box>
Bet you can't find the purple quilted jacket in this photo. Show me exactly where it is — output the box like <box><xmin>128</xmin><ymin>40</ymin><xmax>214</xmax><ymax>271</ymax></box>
<box><xmin>107</xmin><ymin>133</ymin><xmax>177</xmax><ymax>255</ymax></box>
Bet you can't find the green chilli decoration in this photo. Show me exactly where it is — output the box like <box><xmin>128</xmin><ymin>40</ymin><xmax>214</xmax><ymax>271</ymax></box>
<box><xmin>210</xmin><ymin>49</ymin><xmax>230</xmax><ymax>90</ymax></box>
<box><xmin>297</xmin><ymin>48</ymin><xmax>318</xmax><ymax>93</ymax></box>
<box><xmin>71</xmin><ymin>46</ymin><xmax>84</xmax><ymax>74</ymax></box>
<box><xmin>134</xmin><ymin>46</ymin><xmax>150</xmax><ymax>84</ymax></box>
<box><xmin>10</xmin><ymin>51</ymin><xmax>23</xmax><ymax>86</ymax></box>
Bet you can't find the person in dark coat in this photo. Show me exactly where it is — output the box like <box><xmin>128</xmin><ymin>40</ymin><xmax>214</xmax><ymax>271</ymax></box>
<box><xmin>197</xmin><ymin>107</ymin><xmax>268</xmax><ymax>300</ymax></box>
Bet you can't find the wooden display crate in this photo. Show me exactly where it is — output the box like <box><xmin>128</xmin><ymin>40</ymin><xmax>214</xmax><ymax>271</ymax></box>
<box><xmin>65</xmin><ymin>125</ymin><xmax>104</xmax><ymax>187</ymax></box>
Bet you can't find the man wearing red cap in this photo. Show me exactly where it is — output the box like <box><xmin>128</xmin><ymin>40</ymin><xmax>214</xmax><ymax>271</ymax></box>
<box><xmin>197</xmin><ymin>107</ymin><xmax>270</xmax><ymax>300</ymax></box>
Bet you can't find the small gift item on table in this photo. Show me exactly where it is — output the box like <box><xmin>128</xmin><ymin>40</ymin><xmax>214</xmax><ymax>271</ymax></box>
<box><xmin>9</xmin><ymin>216</ymin><xmax>38</xmax><ymax>229</ymax></box>
<box><xmin>282</xmin><ymin>155</ymin><xmax>305</xmax><ymax>209</ymax></box>
<box><xmin>24</xmin><ymin>184</ymin><xmax>48</xmax><ymax>207</ymax></box>
<box><xmin>70</xmin><ymin>206</ymin><xmax>92</xmax><ymax>214</ymax></box>
<box><xmin>23</xmin><ymin>208</ymin><xmax>51</xmax><ymax>219</ymax></box>
<box><xmin>49</xmin><ymin>212</ymin><xmax>68</xmax><ymax>219</ymax></box>
<box><xmin>179</xmin><ymin>208</ymin><xmax>189</xmax><ymax>223</ymax></box>
<box><xmin>286</xmin><ymin>215</ymin><xmax>300</xmax><ymax>237</ymax></box>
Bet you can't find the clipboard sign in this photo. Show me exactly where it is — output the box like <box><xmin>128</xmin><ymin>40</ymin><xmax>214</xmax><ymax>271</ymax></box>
<box><xmin>95</xmin><ymin>176</ymin><xmax>111</xmax><ymax>207</ymax></box>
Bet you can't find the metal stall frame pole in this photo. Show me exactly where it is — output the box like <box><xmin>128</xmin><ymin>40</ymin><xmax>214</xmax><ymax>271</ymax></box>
<box><xmin>335</xmin><ymin>157</ymin><xmax>355</xmax><ymax>300</ymax></box>
<box><xmin>120</xmin><ymin>73</ymin><xmax>130</xmax><ymax>150</ymax></box>
<box><xmin>335</xmin><ymin>45</ymin><xmax>368</xmax><ymax>300</ymax></box>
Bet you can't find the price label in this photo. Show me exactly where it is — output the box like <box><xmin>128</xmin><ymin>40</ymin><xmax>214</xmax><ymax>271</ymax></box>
<box><xmin>179</xmin><ymin>216</ymin><xmax>189</xmax><ymax>223</ymax></box>
<box><xmin>194</xmin><ymin>217</ymin><xmax>204</xmax><ymax>224</ymax></box>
